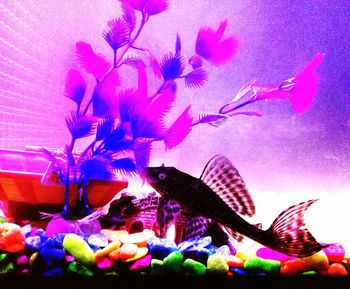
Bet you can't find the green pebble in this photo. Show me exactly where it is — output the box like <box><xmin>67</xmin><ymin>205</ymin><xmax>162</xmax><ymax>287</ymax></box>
<box><xmin>207</xmin><ymin>254</ymin><xmax>229</xmax><ymax>274</ymax></box>
<box><xmin>244</xmin><ymin>257</ymin><xmax>281</xmax><ymax>274</ymax></box>
<box><xmin>163</xmin><ymin>251</ymin><xmax>184</xmax><ymax>274</ymax></box>
<box><xmin>0</xmin><ymin>253</ymin><xmax>10</xmax><ymax>265</ymax></box>
<box><xmin>151</xmin><ymin>259</ymin><xmax>166</xmax><ymax>275</ymax></box>
<box><xmin>302</xmin><ymin>270</ymin><xmax>318</xmax><ymax>276</ymax></box>
<box><xmin>63</xmin><ymin>233</ymin><xmax>95</xmax><ymax>266</ymax></box>
<box><xmin>182</xmin><ymin>258</ymin><xmax>206</xmax><ymax>276</ymax></box>
<box><xmin>0</xmin><ymin>219</ymin><xmax>6</xmax><ymax>224</ymax></box>
<box><xmin>0</xmin><ymin>262</ymin><xmax>14</xmax><ymax>275</ymax></box>
<box><xmin>67</xmin><ymin>262</ymin><xmax>94</xmax><ymax>276</ymax></box>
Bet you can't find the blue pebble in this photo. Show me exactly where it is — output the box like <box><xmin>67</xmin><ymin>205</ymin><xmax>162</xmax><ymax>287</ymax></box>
<box><xmin>39</xmin><ymin>247</ymin><xmax>66</xmax><ymax>267</ymax></box>
<box><xmin>87</xmin><ymin>234</ymin><xmax>108</xmax><ymax>249</ymax></box>
<box><xmin>25</xmin><ymin>236</ymin><xmax>42</xmax><ymax>251</ymax></box>
<box><xmin>42</xmin><ymin>266</ymin><xmax>65</xmax><ymax>277</ymax></box>
<box><xmin>21</xmin><ymin>224</ymin><xmax>32</xmax><ymax>237</ymax></box>
<box><xmin>51</xmin><ymin>233</ymin><xmax>66</xmax><ymax>248</ymax></box>
<box><xmin>37</xmin><ymin>229</ymin><xmax>48</xmax><ymax>243</ymax></box>
<box><xmin>178</xmin><ymin>236</ymin><xmax>212</xmax><ymax>252</ymax></box>
<box><xmin>183</xmin><ymin>248</ymin><xmax>212</xmax><ymax>265</ymax></box>
<box><xmin>230</xmin><ymin>268</ymin><xmax>249</xmax><ymax>276</ymax></box>
<box><xmin>147</xmin><ymin>237</ymin><xmax>178</xmax><ymax>260</ymax></box>
<box><xmin>216</xmin><ymin>245</ymin><xmax>230</xmax><ymax>259</ymax></box>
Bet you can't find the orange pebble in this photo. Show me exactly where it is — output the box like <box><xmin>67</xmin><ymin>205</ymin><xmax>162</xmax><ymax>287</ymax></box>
<box><xmin>0</xmin><ymin>228</ymin><xmax>25</xmax><ymax>253</ymax></box>
<box><xmin>108</xmin><ymin>248</ymin><xmax>121</xmax><ymax>261</ymax></box>
<box><xmin>226</xmin><ymin>255</ymin><xmax>244</xmax><ymax>267</ymax></box>
<box><xmin>95</xmin><ymin>240</ymin><xmax>121</xmax><ymax>258</ymax></box>
<box><xmin>280</xmin><ymin>259</ymin><xmax>311</xmax><ymax>275</ymax></box>
<box><xmin>327</xmin><ymin>263</ymin><xmax>348</xmax><ymax>275</ymax></box>
<box><xmin>119</xmin><ymin>243</ymin><xmax>138</xmax><ymax>260</ymax></box>
<box><xmin>119</xmin><ymin>229</ymin><xmax>154</xmax><ymax>247</ymax></box>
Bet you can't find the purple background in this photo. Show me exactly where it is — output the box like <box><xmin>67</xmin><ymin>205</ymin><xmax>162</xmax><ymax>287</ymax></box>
<box><xmin>1</xmin><ymin>1</ymin><xmax>350</xmax><ymax>242</ymax></box>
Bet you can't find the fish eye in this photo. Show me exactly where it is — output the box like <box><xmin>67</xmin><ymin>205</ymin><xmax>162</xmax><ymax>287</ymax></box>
<box><xmin>158</xmin><ymin>173</ymin><xmax>166</xmax><ymax>180</ymax></box>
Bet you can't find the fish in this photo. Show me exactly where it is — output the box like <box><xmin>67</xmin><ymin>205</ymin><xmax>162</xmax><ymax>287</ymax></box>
<box><xmin>143</xmin><ymin>155</ymin><xmax>325</xmax><ymax>257</ymax></box>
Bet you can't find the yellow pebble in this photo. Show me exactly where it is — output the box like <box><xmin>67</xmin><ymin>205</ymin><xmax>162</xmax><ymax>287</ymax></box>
<box><xmin>123</xmin><ymin>247</ymin><xmax>148</xmax><ymax>263</ymax></box>
<box><xmin>301</xmin><ymin>251</ymin><xmax>329</xmax><ymax>270</ymax></box>
<box><xmin>95</xmin><ymin>240</ymin><xmax>121</xmax><ymax>258</ymax></box>
<box><xmin>119</xmin><ymin>243</ymin><xmax>138</xmax><ymax>260</ymax></box>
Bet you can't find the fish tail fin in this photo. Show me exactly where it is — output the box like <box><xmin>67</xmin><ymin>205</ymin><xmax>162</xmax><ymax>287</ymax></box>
<box><xmin>264</xmin><ymin>199</ymin><xmax>325</xmax><ymax>258</ymax></box>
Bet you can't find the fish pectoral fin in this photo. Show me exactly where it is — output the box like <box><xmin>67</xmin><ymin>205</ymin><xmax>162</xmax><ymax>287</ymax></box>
<box><xmin>220</xmin><ymin>224</ymin><xmax>244</xmax><ymax>243</ymax></box>
<box><xmin>200</xmin><ymin>155</ymin><xmax>255</xmax><ymax>217</ymax></box>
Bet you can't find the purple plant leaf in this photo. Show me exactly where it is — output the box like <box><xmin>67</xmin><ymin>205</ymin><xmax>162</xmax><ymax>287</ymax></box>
<box><xmin>160</xmin><ymin>52</ymin><xmax>185</xmax><ymax>80</ymax></box>
<box><xmin>133</xmin><ymin>141</ymin><xmax>152</xmax><ymax>173</ymax></box>
<box><xmin>229</xmin><ymin>111</ymin><xmax>263</xmax><ymax>117</ymax></box>
<box><xmin>195</xmin><ymin>20</ymin><xmax>239</xmax><ymax>66</ymax></box>
<box><xmin>119</xmin><ymin>0</ymin><xmax>169</xmax><ymax>15</ymax></box>
<box><xmin>150</xmin><ymin>54</ymin><xmax>162</xmax><ymax>79</ymax></box>
<box><xmin>79</xmin><ymin>155</ymin><xmax>115</xmax><ymax>182</ymax></box>
<box><xmin>96</xmin><ymin>118</ymin><xmax>115</xmax><ymax>141</ymax></box>
<box><xmin>92</xmin><ymin>87</ymin><xmax>119</xmax><ymax>118</ymax></box>
<box><xmin>175</xmin><ymin>33</ymin><xmax>181</xmax><ymax>54</ymax></box>
<box><xmin>130</xmin><ymin>114</ymin><xmax>164</xmax><ymax>138</ymax></box>
<box><xmin>189</xmin><ymin>54</ymin><xmax>203</xmax><ymax>69</ymax></box>
<box><xmin>196</xmin><ymin>112</ymin><xmax>230</xmax><ymax>127</ymax></box>
<box><xmin>184</xmin><ymin>68</ymin><xmax>208</xmax><ymax>88</ymax></box>
<box><xmin>111</xmin><ymin>157</ymin><xmax>137</xmax><ymax>176</ymax></box>
<box><xmin>118</xmin><ymin>89</ymin><xmax>138</xmax><ymax>122</ymax></box>
<box><xmin>65</xmin><ymin>112</ymin><xmax>97</xmax><ymax>139</ymax></box>
<box><xmin>102</xmin><ymin>18</ymin><xmax>130</xmax><ymax>51</ymax></box>
<box><xmin>231</xmin><ymin>79</ymin><xmax>257</xmax><ymax>103</ymax></box>
<box><xmin>76</xmin><ymin>41</ymin><xmax>110</xmax><ymax>79</ymax></box>
<box><xmin>103</xmin><ymin>125</ymin><xmax>131</xmax><ymax>151</ymax></box>
<box><xmin>164</xmin><ymin>105</ymin><xmax>192</xmax><ymax>150</ymax></box>
<box><xmin>64</xmin><ymin>69</ymin><xmax>86</xmax><ymax>106</ymax></box>
<box><xmin>121</xmin><ymin>3</ymin><xmax>136</xmax><ymax>32</ymax></box>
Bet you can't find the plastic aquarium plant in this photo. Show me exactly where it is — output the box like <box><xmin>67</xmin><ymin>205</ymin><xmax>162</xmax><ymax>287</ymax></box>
<box><xmin>41</xmin><ymin>0</ymin><xmax>323</xmax><ymax>220</ymax></box>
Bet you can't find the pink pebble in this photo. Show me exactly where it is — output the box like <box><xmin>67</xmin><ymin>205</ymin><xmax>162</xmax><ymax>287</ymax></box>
<box><xmin>65</xmin><ymin>255</ymin><xmax>75</xmax><ymax>263</ymax></box>
<box><xmin>256</xmin><ymin>247</ymin><xmax>294</xmax><ymax>262</ymax></box>
<box><xmin>20</xmin><ymin>268</ymin><xmax>30</xmax><ymax>276</ymax></box>
<box><xmin>16</xmin><ymin>255</ymin><xmax>29</xmax><ymax>267</ymax></box>
<box><xmin>96</xmin><ymin>257</ymin><xmax>114</xmax><ymax>270</ymax></box>
<box><xmin>322</xmin><ymin>243</ymin><xmax>345</xmax><ymax>263</ymax></box>
<box><xmin>129</xmin><ymin>254</ymin><xmax>152</xmax><ymax>271</ymax></box>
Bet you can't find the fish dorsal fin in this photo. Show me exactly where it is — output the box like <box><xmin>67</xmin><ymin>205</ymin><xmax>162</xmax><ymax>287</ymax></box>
<box><xmin>200</xmin><ymin>155</ymin><xmax>255</xmax><ymax>217</ymax></box>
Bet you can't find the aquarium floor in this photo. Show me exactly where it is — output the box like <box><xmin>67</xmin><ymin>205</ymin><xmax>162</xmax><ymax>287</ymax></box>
<box><xmin>0</xmin><ymin>276</ymin><xmax>349</xmax><ymax>289</ymax></box>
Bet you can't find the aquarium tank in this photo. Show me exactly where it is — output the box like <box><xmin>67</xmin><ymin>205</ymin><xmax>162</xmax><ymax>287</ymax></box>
<box><xmin>0</xmin><ymin>0</ymin><xmax>350</xmax><ymax>280</ymax></box>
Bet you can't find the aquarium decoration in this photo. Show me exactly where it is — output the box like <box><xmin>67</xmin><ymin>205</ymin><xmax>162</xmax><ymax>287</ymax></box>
<box><xmin>3</xmin><ymin>0</ymin><xmax>347</xmax><ymax>280</ymax></box>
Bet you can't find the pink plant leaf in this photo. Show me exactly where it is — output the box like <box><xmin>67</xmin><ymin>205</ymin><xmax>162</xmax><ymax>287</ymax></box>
<box><xmin>121</xmin><ymin>3</ymin><xmax>137</xmax><ymax>31</ymax></box>
<box><xmin>184</xmin><ymin>68</ymin><xmax>209</xmax><ymax>89</ymax></box>
<box><xmin>150</xmin><ymin>53</ymin><xmax>162</xmax><ymax>78</ymax></box>
<box><xmin>290</xmin><ymin>53</ymin><xmax>325</xmax><ymax>114</ymax></box>
<box><xmin>76</xmin><ymin>41</ymin><xmax>110</xmax><ymax>79</ymax></box>
<box><xmin>146</xmin><ymin>87</ymin><xmax>176</xmax><ymax>124</ymax></box>
<box><xmin>119</xmin><ymin>0</ymin><xmax>169</xmax><ymax>16</ymax></box>
<box><xmin>64</xmin><ymin>69</ymin><xmax>86</xmax><ymax>105</ymax></box>
<box><xmin>195</xmin><ymin>20</ymin><xmax>239</xmax><ymax>66</ymax></box>
<box><xmin>137</xmin><ymin>62</ymin><xmax>148</xmax><ymax>97</ymax></box>
<box><xmin>164</xmin><ymin>105</ymin><xmax>192</xmax><ymax>150</ymax></box>
<box><xmin>102</xmin><ymin>18</ymin><xmax>130</xmax><ymax>51</ymax></box>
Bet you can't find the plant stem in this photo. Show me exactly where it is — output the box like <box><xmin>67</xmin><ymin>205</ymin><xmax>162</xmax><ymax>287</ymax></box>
<box><xmin>114</xmin><ymin>12</ymin><xmax>147</xmax><ymax>67</ymax></box>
